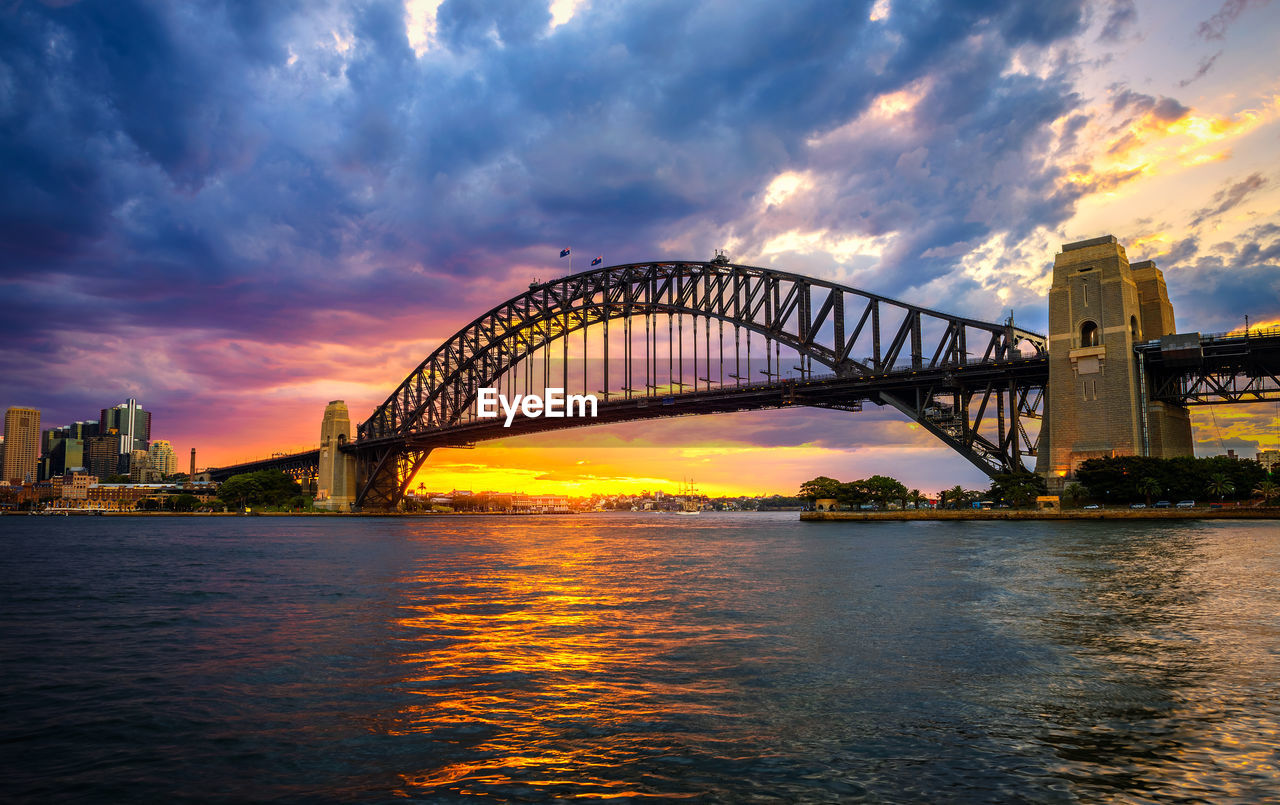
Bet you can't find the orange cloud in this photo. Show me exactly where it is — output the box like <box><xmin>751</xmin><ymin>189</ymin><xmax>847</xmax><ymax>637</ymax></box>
<box><xmin>1056</xmin><ymin>92</ymin><xmax>1279</xmax><ymax>195</ymax></box>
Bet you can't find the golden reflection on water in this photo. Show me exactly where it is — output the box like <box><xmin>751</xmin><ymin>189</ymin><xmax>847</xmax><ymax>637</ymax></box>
<box><xmin>374</xmin><ymin>516</ymin><xmax>1280</xmax><ymax>801</ymax></box>
<box><xmin>385</xmin><ymin>518</ymin><xmax>743</xmax><ymax>798</ymax></box>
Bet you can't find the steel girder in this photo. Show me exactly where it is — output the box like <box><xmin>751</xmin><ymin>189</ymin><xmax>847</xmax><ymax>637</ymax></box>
<box><xmin>1149</xmin><ymin>368</ymin><xmax>1280</xmax><ymax>404</ymax></box>
<box><xmin>352</xmin><ymin>262</ymin><xmax>1047</xmax><ymax>507</ymax></box>
<box><xmin>207</xmin><ymin>449</ymin><xmax>320</xmax><ymax>483</ymax></box>
<box><xmin>1137</xmin><ymin>330</ymin><xmax>1280</xmax><ymax>405</ymax></box>
<box><xmin>871</xmin><ymin>368</ymin><xmax>1045</xmax><ymax>476</ymax></box>
<box><xmin>357</xmin><ymin>447</ymin><xmax>432</xmax><ymax>511</ymax></box>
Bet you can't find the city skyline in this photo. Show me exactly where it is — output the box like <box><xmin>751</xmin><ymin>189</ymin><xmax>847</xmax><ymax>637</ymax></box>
<box><xmin>3</xmin><ymin>1</ymin><xmax>1279</xmax><ymax>496</ymax></box>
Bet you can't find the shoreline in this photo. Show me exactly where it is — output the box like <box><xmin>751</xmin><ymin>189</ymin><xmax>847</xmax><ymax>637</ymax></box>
<box><xmin>8</xmin><ymin>508</ymin><xmax>1275</xmax><ymax>520</ymax></box>
<box><xmin>801</xmin><ymin>508</ymin><xmax>1280</xmax><ymax>521</ymax></box>
<box><xmin>4</xmin><ymin>510</ymin><xmax>585</xmax><ymax>517</ymax></box>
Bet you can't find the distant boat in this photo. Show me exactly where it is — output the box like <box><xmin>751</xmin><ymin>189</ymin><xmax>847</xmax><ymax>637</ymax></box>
<box><xmin>677</xmin><ymin>479</ymin><xmax>700</xmax><ymax>515</ymax></box>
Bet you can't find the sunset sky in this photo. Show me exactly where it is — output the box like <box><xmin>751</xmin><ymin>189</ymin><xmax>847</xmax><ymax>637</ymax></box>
<box><xmin>2</xmin><ymin>0</ymin><xmax>1279</xmax><ymax>497</ymax></box>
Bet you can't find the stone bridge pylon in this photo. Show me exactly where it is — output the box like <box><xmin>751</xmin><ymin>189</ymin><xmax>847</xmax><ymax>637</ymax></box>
<box><xmin>1036</xmin><ymin>235</ymin><xmax>1193</xmax><ymax>491</ymax></box>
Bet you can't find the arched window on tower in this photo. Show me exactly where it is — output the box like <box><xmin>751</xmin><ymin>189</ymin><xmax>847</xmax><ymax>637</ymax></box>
<box><xmin>1080</xmin><ymin>320</ymin><xmax>1099</xmax><ymax>347</ymax></box>
<box><xmin>1130</xmin><ymin>315</ymin><xmax>1140</xmax><ymax>341</ymax></box>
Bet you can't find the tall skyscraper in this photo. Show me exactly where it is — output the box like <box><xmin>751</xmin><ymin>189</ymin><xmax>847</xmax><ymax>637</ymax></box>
<box><xmin>101</xmin><ymin>398</ymin><xmax>151</xmax><ymax>475</ymax></box>
<box><xmin>3</xmin><ymin>407</ymin><xmax>42</xmax><ymax>484</ymax></box>
<box><xmin>86</xmin><ymin>430</ymin><xmax>121</xmax><ymax>479</ymax></box>
<box><xmin>38</xmin><ymin>423</ymin><xmax>85</xmax><ymax>480</ymax></box>
<box><xmin>148</xmin><ymin>440</ymin><xmax>176</xmax><ymax>477</ymax></box>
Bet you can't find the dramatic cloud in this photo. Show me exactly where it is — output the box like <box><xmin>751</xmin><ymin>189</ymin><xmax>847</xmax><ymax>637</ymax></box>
<box><xmin>2</xmin><ymin>0</ymin><xmax>1278</xmax><ymax>486</ymax></box>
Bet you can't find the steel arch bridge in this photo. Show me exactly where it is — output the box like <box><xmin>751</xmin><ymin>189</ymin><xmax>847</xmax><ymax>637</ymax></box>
<box><xmin>347</xmin><ymin>259</ymin><xmax>1050</xmax><ymax>509</ymax></box>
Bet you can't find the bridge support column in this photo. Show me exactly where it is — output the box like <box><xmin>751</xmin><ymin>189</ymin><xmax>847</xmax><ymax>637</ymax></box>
<box><xmin>317</xmin><ymin>400</ymin><xmax>357</xmax><ymax>511</ymax></box>
<box><xmin>1036</xmin><ymin>236</ymin><xmax>1193</xmax><ymax>491</ymax></box>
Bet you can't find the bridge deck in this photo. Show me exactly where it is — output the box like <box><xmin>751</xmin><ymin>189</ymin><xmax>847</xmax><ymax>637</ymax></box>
<box><xmin>1136</xmin><ymin>329</ymin><xmax>1280</xmax><ymax>404</ymax></box>
<box><xmin>357</xmin><ymin>356</ymin><xmax>1048</xmax><ymax>451</ymax></box>
<box><xmin>208</xmin><ymin>356</ymin><xmax>1049</xmax><ymax>480</ymax></box>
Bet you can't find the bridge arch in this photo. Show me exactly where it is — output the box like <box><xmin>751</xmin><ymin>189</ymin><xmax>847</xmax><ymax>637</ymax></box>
<box><xmin>353</xmin><ymin>261</ymin><xmax>1048</xmax><ymax>507</ymax></box>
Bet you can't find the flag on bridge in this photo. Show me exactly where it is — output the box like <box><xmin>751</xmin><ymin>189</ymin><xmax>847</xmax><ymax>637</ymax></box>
<box><xmin>560</xmin><ymin>247</ymin><xmax>571</xmax><ymax>258</ymax></box>
<box><xmin>591</xmin><ymin>255</ymin><xmax>603</xmax><ymax>266</ymax></box>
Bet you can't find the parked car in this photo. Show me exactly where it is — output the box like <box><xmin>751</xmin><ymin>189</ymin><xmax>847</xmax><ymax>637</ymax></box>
<box><xmin>1176</xmin><ymin>500</ymin><xmax>1195</xmax><ymax>509</ymax></box>
<box><xmin>1130</xmin><ymin>503</ymin><xmax>1147</xmax><ymax>509</ymax></box>
<box><xmin>1155</xmin><ymin>500</ymin><xmax>1172</xmax><ymax>508</ymax></box>
<box><xmin>1084</xmin><ymin>504</ymin><xmax>1101</xmax><ymax>510</ymax></box>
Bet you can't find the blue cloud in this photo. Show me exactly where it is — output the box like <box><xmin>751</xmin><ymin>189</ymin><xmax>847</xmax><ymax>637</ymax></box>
<box><xmin>0</xmin><ymin>0</ymin><xmax>1173</xmax><ymax>426</ymax></box>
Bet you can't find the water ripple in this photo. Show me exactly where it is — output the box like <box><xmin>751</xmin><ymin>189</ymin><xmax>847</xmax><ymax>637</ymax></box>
<box><xmin>1</xmin><ymin>514</ymin><xmax>1278</xmax><ymax>802</ymax></box>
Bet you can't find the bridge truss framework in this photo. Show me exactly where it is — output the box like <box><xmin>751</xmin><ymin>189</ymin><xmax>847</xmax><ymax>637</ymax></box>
<box><xmin>353</xmin><ymin>260</ymin><xmax>1049</xmax><ymax>508</ymax></box>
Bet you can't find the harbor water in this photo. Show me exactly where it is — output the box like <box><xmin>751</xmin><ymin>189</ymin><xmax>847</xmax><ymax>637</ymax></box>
<box><xmin>2</xmin><ymin>513</ymin><xmax>1277</xmax><ymax>802</ymax></box>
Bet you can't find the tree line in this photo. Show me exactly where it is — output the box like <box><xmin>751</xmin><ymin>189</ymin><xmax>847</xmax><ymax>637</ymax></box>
<box><xmin>216</xmin><ymin>470</ymin><xmax>308</xmax><ymax>511</ymax></box>
<box><xmin>800</xmin><ymin>472</ymin><xmax>1049</xmax><ymax>509</ymax></box>
<box><xmin>799</xmin><ymin>474</ymin><xmax>918</xmax><ymax>509</ymax></box>
<box><xmin>1069</xmin><ymin>455</ymin><xmax>1277</xmax><ymax>505</ymax></box>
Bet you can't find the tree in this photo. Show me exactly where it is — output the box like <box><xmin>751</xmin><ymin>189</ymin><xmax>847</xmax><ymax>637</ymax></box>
<box><xmin>827</xmin><ymin>481</ymin><xmax>864</xmax><ymax>509</ymax></box>
<box><xmin>1206</xmin><ymin>473</ymin><xmax>1234</xmax><ymax>502</ymax></box>
<box><xmin>945</xmin><ymin>485</ymin><xmax>969</xmax><ymax>509</ymax></box>
<box><xmin>1135</xmin><ymin>477</ymin><xmax>1161</xmax><ymax>506</ymax></box>
<box><xmin>217</xmin><ymin>470</ymin><xmax>303</xmax><ymax>510</ymax></box>
<box><xmin>1254</xmin><ymin>480</ymin><xmax>1279</xmax><ymax>505</ymax></box>
<box><xmin>799</xmin><ymin>476</ymin><xmax>843</xmax><ymax>502</ymax></box>
<box><xmin>863</xmin><ymin>475</ymin><xmax>908</xmax><ymax>508</ymax></box>
<box><xmin>908</xmin><ymin>489</ymin><xmax>924</xmax><ymax>509</ymax></box>
<box><xmin>218</xmin><ymin>475</ymin><xmax>263</xmax><ymax>510</ymax></box>
<box><xmin>756</xmin><ymin>495</ymin><xmax>803</xmax><ymax>510</ymax></box>
<box><xmin>169</xmin><ymin>493</ymin><xmax>199</xmax><ymax>512</ymax></box>
<box><xmin>1063</xmin><ymin>483</ymin><xmax>1087</xmax><ymax>507</ymax></box>
<box><xmin>989</xmin><ymin>473</ymin><xmax>1047</xmax><ymax>508</ymax></box>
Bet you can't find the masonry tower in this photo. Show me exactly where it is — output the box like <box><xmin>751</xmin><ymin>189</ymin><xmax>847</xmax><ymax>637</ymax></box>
<box><xmin>1036</xmin><ymin>236</ymin><xmax>1193</xmax><ymax>489</ymax></box>
<box><xmin>317</xmin><ymin>400</ymin><xmax>357</xmax><ymax>511</ymax></box>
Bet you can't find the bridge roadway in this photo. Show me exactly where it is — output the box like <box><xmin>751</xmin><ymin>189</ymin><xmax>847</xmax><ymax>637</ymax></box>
<box><xmin>208</xmin><ymin>331</ymin><xmax>1279</xmax><ymax>495</ymax></box>
<box><xmin>208</xmin><ymin>354</ymin><xmax>1048</xmax><ymax>481</ymax></box>
<box><xmin>208</xmin><ymin>328</ymin><xmax>1280</xmax><ymax>484</ymax></box>
<box><xmin>363</xmin><ymin>353</ymin><xmax>1047</xmax><ymax>451</ymax></box>
<box><xmin>1137</xmin><ymin>327</ymin><xmax>1280</xmax><ymax>405</ymax></box>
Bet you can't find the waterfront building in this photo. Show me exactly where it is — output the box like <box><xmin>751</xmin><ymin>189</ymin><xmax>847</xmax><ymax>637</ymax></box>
<box><xmin>62</xmin><ymin>471</ymin><xmax>98</xmax><ymax>500</ymax></box>
<box><xmin>3</xmin><ymin>406</ymin><xmax>41</xmax><ymax>484</ymax></box>
<box><xmin>512</xmin><ymin>494</ymin><xmax>571</xmax><ymax>513</ymax></box>
<box><xmin>148</xmin><ymin>440</ymin><xmax>177</xmax><ymax>477</ymax></box>
<box><xmin>73</xmin><ymin>481</ymin><xmax>220</xmax><ymax>511</ymax></box>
